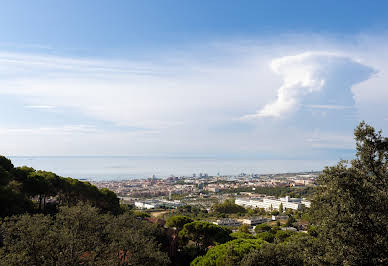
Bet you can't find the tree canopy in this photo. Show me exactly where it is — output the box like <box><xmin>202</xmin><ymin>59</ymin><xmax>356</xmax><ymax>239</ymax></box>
<box><xmin>0</xmin><ymin>156</ymin><xmax>121</xmax><ymax>217</ymax></box>
<box><xmin>0</xmin><ymin>203</ymin><xmax>170</xmax><ymax>265</ymax></box>
<box><xmin>166</xmin><ymin>215</ymin><xmax>193</xmax><ymax>231</ymax></box>
<box><xmin>179</xmin><ymin>221</ymin><xmax>232</xmax><ymax>251</ymax></box>
<box><xmin>309</xmin><ymin>121</ymin><xmax>388</xmax><ymax>265</ymax></box>
<box><xmin>191</xmin><ymin>238</ymin><xmax>264</xmax><ymax>266</ymax></box>
<box><xmin>211</xmin><ymin>199</ymin><xmax>246</xmax><ymax>214</ymax></box>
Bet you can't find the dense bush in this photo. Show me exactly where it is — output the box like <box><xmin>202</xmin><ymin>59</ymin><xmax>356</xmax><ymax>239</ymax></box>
<box><xmin>0</xmin><ymin>203</ymin><xmax>170</xmax><ymax>265</ymax></box>
<box><xmin>254</xmin><ymin>223</ymin><xmax>271</xmax><ymax>234</ymax></box>
<box><xmin>166</xmin><ymin>215</ymin><xmax>193</xmax><ymax>231</ymax></box>
<box><xmin>179</xmin><ymin>221</ymin><xmax>232</xmax><ymax>251</ymax></box>
<box><xmin>191</xmin><ymin>238</ymin><xmax>264</xmax><ymax>266</ymax></box>
<box><xmin>230</xmin><ymin>232</ymin><xmax>256</xmax><ymax>240</ymax></box>
<box><xmin>211</xmin><ymin>199</ymin><xmax>246</xmax><ymax>214</ymax></box>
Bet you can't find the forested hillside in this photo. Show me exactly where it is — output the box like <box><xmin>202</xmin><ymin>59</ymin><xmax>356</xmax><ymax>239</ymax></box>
<box><xmin>0</xmin><ymin>157</ymin><xmax>121</xmax><ymax>217</ymax></box>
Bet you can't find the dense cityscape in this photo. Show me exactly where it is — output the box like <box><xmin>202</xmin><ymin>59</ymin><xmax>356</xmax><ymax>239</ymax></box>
<box><xmin>92</xmin><ymin>171</ymin><xmax>317</xmax><ymax>208</ymax></box>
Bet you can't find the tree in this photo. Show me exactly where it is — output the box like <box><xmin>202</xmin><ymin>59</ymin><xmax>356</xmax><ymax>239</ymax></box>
<box><xmin>0</xmin><ymin>214</ymin><xmax>57</xmax><ymax>265</ymax></box>
<box><xmin>178</xmin><ymin>221</ymin><xmax>231</xmax><ymax>251</ymax></box>
<box><xmin>240</xmin><ymin>241</ymin><xmax>304</xmax><ymax>266</ymax></box>
<box><xmin>230</xmin><ymin>232</ymin><xmax>256</xmax><ymax>240</ymax></box>
<box><xmin>0</xmin><ymin>156</ymin><xmax>13</xmax><ymax>186</ymax></box>
<box><xmin>256</xmin><ymin>232</ymin><xmax>275</xmax><ymax>243</ymax></box>
<box><xmin>105</xmin><ymin>212</ymin><xmax>170</xmax><ymax>265</ymax></box>
<box><xmin>211</xmin><ymin>199</ymin><xmax>246</xmax><ymax>214</ymax></box>
<box><xmin>309</xmin><ymin>122</ymin><xmax>388</xmax><ymax>265</ymax></box>
<box><xmin>0</xmin><ymin>203</ymin><xmax>170</xmax><ymax>266</ymax></box>
<box><xmin>254</xmin><ymin>223</ymin><xmax>271</xmax><ymax>234</ymax></box>
<box><xmin>24</xmin><ymin>171</ymin><xmax>60</xmax><ymax>211</ymax></box>
<box><xmin>0</xmin><ymin>158</ymin><xmax>33</xmax><ymax>218</ymax></box>
<box><xmin>166</xmin><ymin>215</ymin><xmax>193</xmax><ymax>231</ymax></box>
<box><xmin>285</xmin><ymin>215</ymin><xmax>296</xmax><ymax>227</ymax></box>
<box><xmin>53</xmin><ymin>203</ymin><xmax>109</xmax><ymax>265</ymax></box>
<box><xmin>238</xmin><ymin>224</ymin><xmax>250</xmax><ymax>234</ymax></box>
<box><xmin>191</xmin><ymin>238</ymin><xmax>264</xmax><ymax>266</ymax></box>
<box><xmin>0</xmin><ymin>156</ymin><xmax>122</xmax><ymax>217</ymax></box>
<box><xmin>274</xmin><ymin>230</ymin><xmax>293</xmax><ymax>243</ymax></box>
<box><xmin>279</xmin><ymin>202</ymin><xmax>284</xmax><ymax>213</ymax></box>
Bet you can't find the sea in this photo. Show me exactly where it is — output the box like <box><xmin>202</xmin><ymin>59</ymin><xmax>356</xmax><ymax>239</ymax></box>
<box><xmin>8</xmin><ymin>156</ymin><xmax>335</xmax><ymax>181</ymax></box>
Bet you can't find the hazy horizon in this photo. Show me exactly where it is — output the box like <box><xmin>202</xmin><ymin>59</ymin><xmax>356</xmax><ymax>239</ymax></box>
<box><xmin>7</xmin><ymin>155</ymin><xmax>333</xmax><ymax>181</ymax></box>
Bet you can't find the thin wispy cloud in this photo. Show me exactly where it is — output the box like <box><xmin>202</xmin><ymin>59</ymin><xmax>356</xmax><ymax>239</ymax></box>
<box><xmin>0</xmin><ymin>125</ymin><xmax>97</xmax><ymax>135</ymax></box>
<box><xmin>24</xmin><ymin>105</ymin><xmax>56</xmax><ymax>109</ymax></box>
<box><xmin>304</xmin><ymin>105</ymin><xmax>352</xmax><ymax>110</ymax></box>
<box><xmin>0</xmin><ymin>33</ymin><xmax>387</xmax><ymax>157</ymax></box>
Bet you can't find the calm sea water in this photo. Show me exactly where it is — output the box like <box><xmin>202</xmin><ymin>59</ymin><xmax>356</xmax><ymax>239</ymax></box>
<box><xmin>8</xmin><ymin>156</ymin><xmax>334</xmax><ymax>181</ymax></box>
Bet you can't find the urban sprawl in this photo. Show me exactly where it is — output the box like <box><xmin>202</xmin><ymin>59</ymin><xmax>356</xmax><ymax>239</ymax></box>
<box><xmin>92</xmin><ymin>172</ymin><xmax>316</xmax><ymax>229</ymax></box>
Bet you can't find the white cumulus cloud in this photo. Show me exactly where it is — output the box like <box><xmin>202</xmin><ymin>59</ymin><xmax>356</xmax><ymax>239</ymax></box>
<box><xmin>242</xmin><ymin>51</ymin><xmax>374</xmax><ymax>119</ymax></box>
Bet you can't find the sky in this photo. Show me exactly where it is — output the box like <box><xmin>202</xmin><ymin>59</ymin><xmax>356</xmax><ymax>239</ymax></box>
<box><xmin>1</xmin><ymin>1</ymin><xmax>388</xmax><ymax>167</ymax></box>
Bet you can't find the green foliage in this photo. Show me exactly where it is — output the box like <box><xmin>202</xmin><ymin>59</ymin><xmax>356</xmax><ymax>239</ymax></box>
<box><xmin>240</xmin><ymin>241</ymin><xmax>304</xmax><ymax>266</ymax></box>
<box><xmin>179</xmin><ymin>221</ymin><xmax>232</xmax><ymax>251</ymax></box>
<box><xmin>246</xmin><ymin>208</ymin><xmax>255</xmax><ymax>216</ymax></box>
<box><xmin>175</xmin><ymin>205</ymin><xmax>208</xmax><ymax>219</ymax></box>
<box><xmin>0</xmin><ymin>157</ymin><xmax>34</xmax><ymax>218</ymax></box>
<box><xmin>0</xmin><ymin>203</ymin><xmax>170</xmax><ymax>265</ymax></box>
<box><xmin>0</xmin><ymin>214</ymin><xmax>56</xmax><ymax>265</ymax></box>
<box><xmin>132</xmin><ymin>210</ymin><xmax>151</xmax><ymax>218</ymax></box>
<box><xmin>191</xmin><ymin>238</ymin><xmax>264</xmax><ymax>266</ymax></box>
<box><xmin>274</xmin><ymin>230</ymin><xmax>293</xmax><ymax>243</ymax></box>
<box><xmin>230</xmin><ymin>232</ymin><xmax>256</xmax><ymax>240</ymax></box>
<box><xmin>285</xmin><ymin>215</ymin><xmax>296</xmax><ymax>227</ymax></box>
<box><xmin>256</xmin><ymin>231</ymin><xmax>275</xmax><ymax>243</ymax></box>
<box><xmin>279</xmin><ymin>202</ymin><xmax>284</xmax><ymax>213</ymax></box>
<box><xmin>0</xmin><ymin>156</ymin><xmax>121</xmax><ymax>217</ymax></box>
<box><xmin>166</xmin><ymin>215</ymin><xmax>193</xmax><ymax>231</ymax></box>
<box><xmin>254</xmin><ymin>223</ymin><xmax>271</xmax><ymax>233</ymax></box>
<box><xmin>105</xmin><ymin>211</ymin><xmax>170</xmax><ymax>265</ymax></box>
<box><xmin>211</xmin><ymin>199</ymin><xmax>246</xmax><ymax>214</ymax></box>
<box><xmin>307</xmin><ymin>225</ymin><xmax>318</xmax><ymax>237</ymax></box>
<box><xmin>309</xmin><ymin>122</ymin><xmax>388</xmax><ymax>265</ymax></box>
<box><xmin>238</xmin><ymin>224</ymin><xmax>250</xmax><ymax>234</ymax></box>
<box><xmin>119</xmin><ymin>203</ymin><xmax>134</xmax><ymax>213</ymax></box>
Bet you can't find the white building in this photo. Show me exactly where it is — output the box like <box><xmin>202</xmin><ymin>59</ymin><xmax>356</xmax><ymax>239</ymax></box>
<box><xmin>213</xmin><ymin>219</ymin><xmax>241</xmax><ymax>227</ymax></box>
<box><xmin>135</xmin><ymin>199</ymin><xmax>183</xmax><ymax>209</ymax></box>
<box><xmin>242</xmin><ymin>216</ymin><xmax>266</xmax><ymax>225</ymax></box>
<box><xmin>301</xmin><ymin>199</ymin><xmax>311</xmax><ymax>208</ymax></box>
<box><xmin>235</xmin><ymin>196</ymin><xmax>306</xmax><ymax>211</ymax></box>
<box><xmin>272</xmin><ymin>215</ymin><xmax>288</xmax><ymax>221</ymax></box>
<box><xmin>135</xmin><ymin>200</ymin><xmax>160</xmax><ymax>209</ymax></box>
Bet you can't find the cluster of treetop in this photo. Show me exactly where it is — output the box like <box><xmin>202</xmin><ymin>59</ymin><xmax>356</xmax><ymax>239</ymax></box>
<box><xmin>0</xmin><ymin>156</ymin><xmax>121</xmax><ymax>218</ymax></box>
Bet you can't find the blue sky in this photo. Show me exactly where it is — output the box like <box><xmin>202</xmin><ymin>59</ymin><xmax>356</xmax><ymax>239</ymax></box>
<box><xmin>1</xmin><ymin>1</ymin><xmax>388</xmax><ymax>169</ymax></box>
<box><xmin>2</xmin><ymin>1</ymin><xmax>388</xmax><ymax>54</ymax></box>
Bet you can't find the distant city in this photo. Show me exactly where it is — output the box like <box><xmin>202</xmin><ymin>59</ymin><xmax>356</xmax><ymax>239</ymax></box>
<box><xmin>92</xmin><ymin>171</ymin><xmax>318</xmax><ymax>211</ymax></box>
